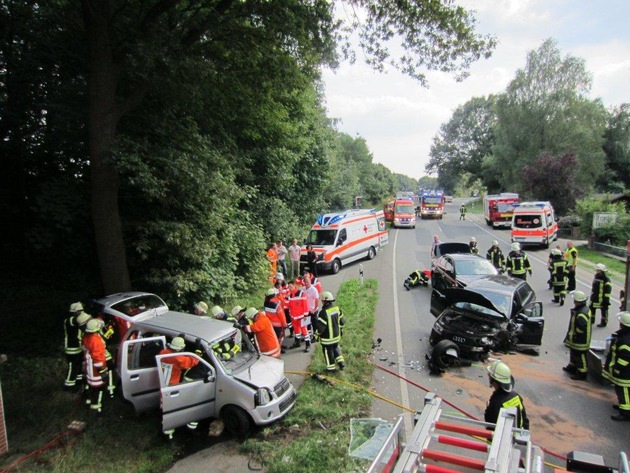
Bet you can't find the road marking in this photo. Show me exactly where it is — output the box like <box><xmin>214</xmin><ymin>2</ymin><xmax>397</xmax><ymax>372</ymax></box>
<box><xmin>392</xmin><ymin>229</ymin><xmax>413</xmax><ymax>435</ymax></box>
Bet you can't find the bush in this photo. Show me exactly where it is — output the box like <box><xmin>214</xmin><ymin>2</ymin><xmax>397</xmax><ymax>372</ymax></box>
<box><xmin>594</xmin><ymin>214</ymin><xmax>630</xmax><ymax>246</ymax></box>
<box><xmin>574</xmin><ymin>196</ymin><xmax>626</xmax><ymax>238</ymax></box>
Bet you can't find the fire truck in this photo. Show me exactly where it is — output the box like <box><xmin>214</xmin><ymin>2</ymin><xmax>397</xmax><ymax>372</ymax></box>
<box><xmin>483</xmin><ymin>193</ymin><xmax>519</xmax><ymax>228</ymax></box>
<box><xmin>420</xmin><ymin>190</ymin><xmax>445</xmax><ymax>220</ymax></box>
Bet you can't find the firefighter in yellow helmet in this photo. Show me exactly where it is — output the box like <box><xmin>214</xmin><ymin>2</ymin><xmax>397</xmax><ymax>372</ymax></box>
<box><xmin>63</xmin><ymin>302</ymin><xmax>86</xmax><ymax>389</ymax></box>
<box><xmin>193</xmin><ymin>301</ymin><xmax>209</xmax><ymax>316</ymax></box>
<box><xmin>563</xmin><ymin>291</ymin><xmax>592</xmax><ymax>380</ymax></box>
<box><xmin>591</xmin><ymin>263</ymin><xmax>612</xmax><ymax>327</ymax></box>
<box><xmin>314</xmin><ymin>291</ymin><xmax>346</xmax><ymax>371</ymax></box>
<box><xmin>484</xmin><ymin>361</ymin><xmax>529</xmax><ymax>429</ymax></box>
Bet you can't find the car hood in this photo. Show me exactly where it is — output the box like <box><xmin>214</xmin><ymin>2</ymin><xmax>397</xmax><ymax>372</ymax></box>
<box><xmin>434</xmin><ymin>242</ymin><xmax>471</xmax><ymax>258</ymax></box>
<box><xmin>446</xmin><ymin>288</ymin><xmax>507</xmax><ymax>319</ymax></box>
<box><xmin>233</xmin><ymin>355</ymin><xmax>285</xmax><ymax>389</ymax></box>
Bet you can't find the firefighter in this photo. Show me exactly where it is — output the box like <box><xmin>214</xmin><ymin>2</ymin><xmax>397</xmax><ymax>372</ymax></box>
<box><xmin>565</xmin><ymin>241</ymin><xmax>579</xmax><ymax>292</ymax></box>
<box><xmin>193</xmin><ymin>301</ymin><xmax>209</xmax><ymax>317</ymax></box>
<box><xmin>603</xmin><ymin>312</ymin><xmax>630</xmax><ymax>421</ymax></box>
<box><xmin>211</xmin><ymin>305</ymin><xmax>234</xmax><ymax>322</ymax></box>
<box><xmin>241</xmin><ymin>307</ymin><xmax>281</xmax><ymax>358</ymax></box>
<box><xmin>506</xmin><ymin>243</ymin><xmax>532</xmax><ymax>281</ymax></box>
<box><xmin>82</xmin><ymin>318</ymin><xmax>109</xmax><ymax>414</ymax></box>
<box><xmin>546</xmin><ymin>244</ymin><xmax>563</xmax><ymax>289</ymax></box>
<box><xmin>403</xmin><ymin>270</ymin><xmax>429</xmax><ymax>290</ymax></box>
<box><xmin>549</xmin><ymin>248</ymin><xmax>569</xmax><ymax>306</ymax></box>
<box><xmin>263</xmin><ymin>288</ymin><xmax>287</xmax><ymax>351</ymax></box>
<box><xmin>484</xmin><ymin>361</ymin><xmax>529</xmax><ymax>429</ymax></box>
<box><xmin>314</xmin><ymin>291</ymin><xmax>346</xmax><ymax>372</ymax></box>
<box><xmin>63</xmin><ymin>302</ymin><xmax>86</xmax><ymax>389</ymax></box>
<box><xmin>590</xmin><ymin>263</ymin><xmax>612</xmax><ymax>327</ymax></box>
<box><xmin>459</xmin><ymin>203</ymin><xmax>467</xmax><ymax>220</ymax></box>
<box><xmin>563</xmin><ymin>291</ymin><xmax>592</xmax><ymax>380</ymax></box>
<box><xmin>486</xmin><ymin>240</ymin><xmax>505</xmax><ymax>272</ymax></box>
<box><xmin>211</xmin><ymin>336</ymin><xmax>241</xmax><ymax>361</ymax></box>
<box><xmin>469</xmin><ymin>237</ymin><xmax>479</xmax><ymax>254</ymax></box>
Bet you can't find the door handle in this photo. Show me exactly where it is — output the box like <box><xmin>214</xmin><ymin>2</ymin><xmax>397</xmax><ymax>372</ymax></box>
<box><xmin>170</xmin><ymin>391</ymin><xmax>180</xmax><ymax>397</ymax></box>
<box><xmin>130</xmin><ymin>375</ymin><xmax>139</xmax><ymax>381</ymax></box>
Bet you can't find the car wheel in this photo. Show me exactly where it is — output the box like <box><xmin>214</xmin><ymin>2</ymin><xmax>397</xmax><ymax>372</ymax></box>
<box><xmin>331</xmin><ymin>259</ymin><xmax>341</xmax><ymax>274</ymax></box>
<box><xmin>431</xmin><ymin>339</ymin><xmax>460</xmax><ymax>369</ymax></box>
<box><xmin>366</xmin><ymin>246</ymin><xmax>376</xmax><ymax>260</ymax></box>
<box><xmin>542</xmin><ymin>238</ymin><xmax>549</xmax><ymax>249</ymax></box>
<box><xmin>221</xmin><ymin>405</ymin><xmax>251</xmax><ymax>438</ymax></box>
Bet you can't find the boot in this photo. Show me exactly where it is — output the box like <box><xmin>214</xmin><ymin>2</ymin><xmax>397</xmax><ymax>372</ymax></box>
<box><xmin>570</xmin><ymin>372</ymin><xmax>587</xmax><ymax>381</ymax></box>
<box><xmin>611</xmin><ymin>413</ymin><xmax>630</xmax><ymax>421</ymax></box>
<box><xmin>562</xmin><ymin>365</ymin><xmax>577</xmax><ymax>374</ymax></box>
<box><xmin>597</xmin><ymin>322</ymin><xmax>607</xmax><ymax>328</ymax></box>
<box><xmin>304</xmin><ymin>340</ymin><xmax>311</xmax><ymax>353</ymax></box>
<box><xmin>559</xmin><ymin>297</ymin><xmax>565</xmax><ymax>307</ymax></box>
<box><xmin>290</xmin><ymin>338</ymin><xmax>301</xmax><ymax>349</ymax></box>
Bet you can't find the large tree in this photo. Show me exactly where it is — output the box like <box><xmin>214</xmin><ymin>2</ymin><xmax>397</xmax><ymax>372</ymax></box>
<box><xmin>490</xmin><ymin>38</ymin><xmax>607</xmax><ymax>195</ymax></box>
<box><xmin>601</xmin><ymin>104</ymin><xmax>630</xmax><ymax>191</ymax></box>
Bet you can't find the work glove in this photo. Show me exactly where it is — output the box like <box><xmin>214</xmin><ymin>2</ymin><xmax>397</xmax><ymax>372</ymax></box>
<box><xmin>99</xmin><ymin>368</ymin><xmax>110</xmax><ymax>384</ymax></box>
<box><xmin>194</xmin><ymin>338</ymin><xmax>204</xmax><ymax>355</ymax></box>
<box><xmin>313</xmin><ymin>333</ymin><xmax>320</xmax><ymax>342</ymax></box>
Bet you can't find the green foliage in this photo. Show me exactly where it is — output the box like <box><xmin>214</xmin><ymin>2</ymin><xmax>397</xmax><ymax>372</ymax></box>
<box><xmin>601</xmin><ymin>104</ymin><xmax>630</xmax><ymax>191</ymax></box>
<box><xmin>574</xmin><ymin>196</ymin><xmax>626</xmax><ymax>238</ymax></box>
<box><xmin>594</xmin><ymin>214</ymin><xmax>630</xmax><ymax>246</ymax></box>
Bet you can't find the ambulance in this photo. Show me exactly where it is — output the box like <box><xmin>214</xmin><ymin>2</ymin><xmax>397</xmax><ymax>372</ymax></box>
<box><xmin>301</xmin><ymin>208</ymin><xmax>389</xmax><ymax>274</ymax></box>
<box><xmin>511</xmin><ymin>201</ymin><xmax>558</xmax><ymax>248</ymax></box>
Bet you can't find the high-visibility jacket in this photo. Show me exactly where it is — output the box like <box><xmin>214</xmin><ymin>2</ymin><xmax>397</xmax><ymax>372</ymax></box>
<box><xmin>250</xmin><ymin>312</ymin><xmax>281</xmax><ymax>358</ymax></box>
<box><xmin>551</xmin><ymin>258</ymin><xmax>569</xmax><ymax>286</ymax></box>
<box><xmin>486</xmin><ymin>247</ymin><xmax>505</xmax><ymax>270</ymax></box>
<box><xmin>603</xmin><ymin>328</ymin><xmax>630</xmax><ymax>387</ymax></box>
<box><xmin>82</xmin><ymin>332</ymin><xmax>107</xmax><ymax>388</ymax></box>
<box><xmin>64</xmin><ymin>314</ymin><xmax>83</xmax><ymax>355</ymax></box>
<box><xmin>506</xmin><ymin>251</ymin><xmax>531</xmax><ymax>276</ymax></box>
<box><xmin>565</xmin><ymin>246</ymin><xmax>578</xmax><ymax>269</ymax></box>
<box><xmin>315</xmin><ymin>304</ymin><xmax>345</xmax><ymax>345</ymax></box>
<box><xmin>159</xmin><ymin>348</ymin><xmax>199</xmax><ymax>385</ymax></box>
<box><xmin>485</xmin><ymin>389</ymin><xmax>529</xmax><ymax>429</ymax></box>
<box><xmin>564</xmin><ymin>302</ymin><xmax>591</xmax><ymax>351</ymax></box>
<box><xmin>590</xmin><ymin>274</ymin><xmax>612</xmax><ymax>308</ymax></box>
<box><xmin>264</xmin><ymin>297</ymin><xmax>286</xmax><ymax>329</ymax></box>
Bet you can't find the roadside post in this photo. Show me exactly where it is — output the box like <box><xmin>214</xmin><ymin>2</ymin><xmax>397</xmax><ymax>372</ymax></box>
<box><xmin>359</xmin><ymin>264</ymin><xmax>364</xmax><ymax>286</ymax></box>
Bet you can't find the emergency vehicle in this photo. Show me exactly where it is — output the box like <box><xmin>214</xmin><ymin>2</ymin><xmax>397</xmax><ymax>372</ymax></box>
<box><xmin>483</xmin><ymin>192</ymin><xmax>519</xmax><ymax>228</ymax></box>
<box><xmin>301</xmin><ymin>208</ymin><xmax>389</xmax><ymax>274</ymax></box>
<box><xmin>392</xmin><ymin>198</ymin><xmax>416</xmax><ymax>228</ymax></box>
<box><xmin>383</xmin><ymin>200</ymin><xmax>395</xmax><ymax>222</ymax></box>
<box><xmin>511</xmin><ymin>201</ymin><xmax>558</xmax><ymax>248</ymax></box>
<box><xmin>420</xmin><ymin>190</ymin><xmax>445</xmax><ymax>219</ymax></box>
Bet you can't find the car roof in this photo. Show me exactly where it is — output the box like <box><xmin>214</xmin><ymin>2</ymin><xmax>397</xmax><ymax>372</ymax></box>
<box><xmin>94</xmin><ymin>291</ymin><xmax>165</xmax><ymax>308</ymax></box>
<box><xmin>434</xmin><ymin>242</ymin><xmax>471</xmax><ymax>258</ymax></box>
<box><xmin>131</xmin><ymin>311</ymin><xmax>236</xmax><ymax>342</ymax></box>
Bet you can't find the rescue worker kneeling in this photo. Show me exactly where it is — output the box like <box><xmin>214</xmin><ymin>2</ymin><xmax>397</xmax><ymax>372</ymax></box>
<box><xmin>403</xmin><ymin>270</ymin><xmax>429</xmax><ymax>290</ymax></box>
<box><xmin>314</xmin><ymin>292</ymin><xmax>345</xmax><ymax>372</ymax></box>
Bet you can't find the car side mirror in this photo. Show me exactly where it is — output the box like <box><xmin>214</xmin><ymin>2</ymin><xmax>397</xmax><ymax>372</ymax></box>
<box><xmin>205</xmin><ymin>373</ymin><xmax>216</xmax><ymax>383</ymax></box>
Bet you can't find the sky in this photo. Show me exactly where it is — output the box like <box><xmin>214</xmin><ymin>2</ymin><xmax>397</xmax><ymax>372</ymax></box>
<box><xmin>321</xmin><ymin>0</ymin><xmax>630</xmax><ymax>180</ymax></box>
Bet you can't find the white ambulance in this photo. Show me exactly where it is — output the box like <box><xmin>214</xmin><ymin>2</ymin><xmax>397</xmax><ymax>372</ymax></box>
<box><xmin>511</xmin><ymin>201</ymin><xmax>558</xmax><ymax>248</ymax></box>
<box><xmin>301</xmin><ymin>209</ymin><xmax>389</xmax><ymax>274</ymax></box>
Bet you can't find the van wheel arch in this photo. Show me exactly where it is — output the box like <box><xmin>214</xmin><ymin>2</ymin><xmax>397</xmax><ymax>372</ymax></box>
<box><xmin>221</xmin><ymin>405</ymin><xmax>251</xmax><ymax>438</ymax></box>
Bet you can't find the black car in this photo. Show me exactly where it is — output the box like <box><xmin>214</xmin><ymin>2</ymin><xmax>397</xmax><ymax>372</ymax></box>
<box><xmin>429</xmin><ymin>275</ymin><xmax>544</xmax><ymax>362</ymax></box>
<box><xmin>431</xmin><ymin>242</ymin><xmax>471</xmax><ymax>259</ymax></box>
<box><xmin>431</xmin><ymin>253</ymin><xmax>498</xmax><ymax>292</ymax></box>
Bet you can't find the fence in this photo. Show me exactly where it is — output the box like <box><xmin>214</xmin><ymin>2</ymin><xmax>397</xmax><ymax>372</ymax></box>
<box><xmin>591</xmin><ymin>241</ymin><xmax>626</xmax><ymax>259</ymax></box>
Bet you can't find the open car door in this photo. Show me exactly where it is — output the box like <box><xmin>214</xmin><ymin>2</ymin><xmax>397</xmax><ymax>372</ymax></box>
<box><xmin>119</xmin><ymin>336</ymin><xmax>166</xmax><ymax>414</ymax></box>
<box><xmin>514</xmin><ymin>301</ymin><xmax>544</xmax><ymax>346</ymax></box>
<box><xmin>156</xmin><ymin>353</ymin><xmax>217</xmax><ymax>433</ymax></box>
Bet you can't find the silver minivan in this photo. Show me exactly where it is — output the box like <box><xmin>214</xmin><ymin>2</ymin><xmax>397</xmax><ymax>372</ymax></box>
<box><xmin>117</xmin><ymin>311</ymin><xmax>296</xmax><ymax>436</ymax></box>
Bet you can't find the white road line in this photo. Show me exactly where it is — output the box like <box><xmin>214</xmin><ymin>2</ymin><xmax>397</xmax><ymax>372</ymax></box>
<box><xmin>391</xmin><ymin>229</ymin><xmax>413</xmax><ymax>435</ymax></box>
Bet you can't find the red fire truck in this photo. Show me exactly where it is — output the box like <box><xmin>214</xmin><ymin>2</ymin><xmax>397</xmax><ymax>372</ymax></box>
<box><xmin>483</xmin><ymin>193</ymin><xmax>519</xmax><ymax>228</ymax></box>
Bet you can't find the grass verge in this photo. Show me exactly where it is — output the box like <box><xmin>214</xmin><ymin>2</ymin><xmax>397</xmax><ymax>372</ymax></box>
<box><xmin>240</xmin><ymin>278</ymin><xmax>379</xmax><ymax>473</ymax></box>
<box><xmin>576</xmin><ymin>245</ymin><xmax>626</xmax><ymax>276</ymax></box>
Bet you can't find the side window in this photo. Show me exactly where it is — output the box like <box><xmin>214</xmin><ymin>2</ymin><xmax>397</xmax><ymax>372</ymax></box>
<box><xmin>127</xmin><ymin>336</ymin><xmax>165</xmax><ymax>370</ymax></box>
<box><xmin>337</xmin><ymin>229</ymin><xmax>347</xmax><ymax>245</ymax></box>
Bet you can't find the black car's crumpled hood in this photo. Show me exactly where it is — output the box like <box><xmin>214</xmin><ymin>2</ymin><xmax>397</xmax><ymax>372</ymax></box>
<box><xmin>445</xmin><ymin>288</ymin><xmax>507</xmax><ymax>319</ymax></box>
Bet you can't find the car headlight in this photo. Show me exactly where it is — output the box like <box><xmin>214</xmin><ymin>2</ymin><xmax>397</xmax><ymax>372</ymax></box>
<box><xmin>479</xmin><ymin>336</ymin><xmax>493</xmax><ymax>346</ymax></box>
<box><xmin>433</xmin><ymin>324</ymin><xmax>443</xmax><ymax>334</ymax></box>
<box><xmin>255</xmin><ymin>388</ymin><xmax>272</xmax><ymax>406</ymax></box>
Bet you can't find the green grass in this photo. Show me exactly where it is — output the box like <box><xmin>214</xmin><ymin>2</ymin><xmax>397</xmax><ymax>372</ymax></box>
<box><xmin>576</xmin><ymin>245</ymin><xmax>626</xmax><ymax>277</ymax></box>
<box><xmin>241</xmin><ymin>278</ymin><xmax>379</xmax><ymax>473</ymax></box>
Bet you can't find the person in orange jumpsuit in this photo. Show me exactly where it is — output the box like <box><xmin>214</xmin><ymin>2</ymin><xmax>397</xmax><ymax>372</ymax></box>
<box><xmin>266</xmin><ymin>242</ymin><xmax>278</xmax><ymax>284</ymax></box>
<box><xmin>158</xmin><ymin>337</ymin><xmax>199</xmax><ymax>385</ymax></box>
<box><xmin>240</xmin><ymin>307</ymin><xmax>281</xmax><ymax>358</ymax></box>
<box><xmin>82</xmin><ymin>318</ymin><xmax>109</xmax><ymax>414</ymax></box>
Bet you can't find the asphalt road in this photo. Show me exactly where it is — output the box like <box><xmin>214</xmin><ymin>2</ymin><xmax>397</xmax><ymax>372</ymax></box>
<box><xmin>369</xmin><ymin>198</ymin><xmax>627</xmax><ymax>470</ymax></box>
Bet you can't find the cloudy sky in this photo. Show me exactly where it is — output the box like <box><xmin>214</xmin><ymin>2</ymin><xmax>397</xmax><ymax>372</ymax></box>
<box><xmin>321</xmin><ymin>0</ymin><xmax>630</xmax><ymax>179</ymax></box>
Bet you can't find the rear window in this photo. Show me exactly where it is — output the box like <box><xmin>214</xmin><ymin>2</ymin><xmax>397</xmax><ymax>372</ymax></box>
<box><xmin>514</xmin><ymin>214</ymin><xmax>542</xmax><ymax>228</ymax></box>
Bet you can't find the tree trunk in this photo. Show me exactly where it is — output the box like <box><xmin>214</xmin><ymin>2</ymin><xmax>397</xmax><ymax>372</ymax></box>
<box><xmin>83</xmin><ymin>0</ymin><xmax>132</xmax><ymax>294</ymax></box>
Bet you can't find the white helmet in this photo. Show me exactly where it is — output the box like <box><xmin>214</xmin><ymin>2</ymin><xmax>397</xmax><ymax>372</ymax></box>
<box><xmin>572</xmin><ymin>291</ymin><xmax>587</xmax><ymax>302</ymax></box>
<box><xmin>231</xmin><ymin>305</ymin><xmax>244</xmax><ymax>317</ymax></box>
<box><xmin>169</xmin><ymin>337</ymin><xmax>186</xmax><ymax>351</ymax></box>
<box><xmin>85</xmin><ymin>318</ymin><xmax>101</xmax><ymax>333</ymax></box>
<box><xmin>321</xmin><ymin>291</ymin><xmax>335</xmax><ymax>302</ymax></box>
<box><xmin>551</xmin><ymin>249</ymin><xmax>562</xmax><ymax>256</ymax></box>
<box><xmin>487</xmin><ymin>361</ymin><xmax>513</xmax><ymax>391</ymax></box>
<box><xmin>511</xmin><ymin>242</ymin><xmax>520</xmax><ymax>251</ymax></box>
<box><xmin>245</xmin><ymin>307</ymin><xmax>258</xmax><ymax>319</ymax></box>
<box><xmin>76</xmin><ymin>312</ymin><xmax>91</xmax><ymax>327</ymax></box>
<box><xmin>275</xmin><ymin>273</ymin><xmax>285</xmax><ymax>281</ymax></box>
<box><xmin>69</xmin><ymin>302</ymin><xmax>84</xmax><ymax>312</ymax></box>
<box><xmin>595</xmin><ymin>263</ymin><xmax>607</xmax><ymax>272</ymax></box>
<box><xmin>211</xmin><ymin>305</ymin><xmax>224</xmax><ymax>317</ymax></box>
<box><xmin>618</xmin><ymin>312</ymin><xmax>630</xmax><ymax>328</ymax></box>
<box><xmin>194</xmin><ymin>301</ymin><xmax>208</xmax><ymax>314</ymax></box>
<box><xmin>266</xmin><ymin>288</ymin><xmax>279</xmax><ymax>296</ymax></box>
<box><xmin>470</xmin><ymin>237</ymin><xmax>476</xmax><ymax>242</ymax></box>
<box><xmin>492</xmin><ymin>240</ymin><xmax>498</xmax><ymax>246</ymax></box>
